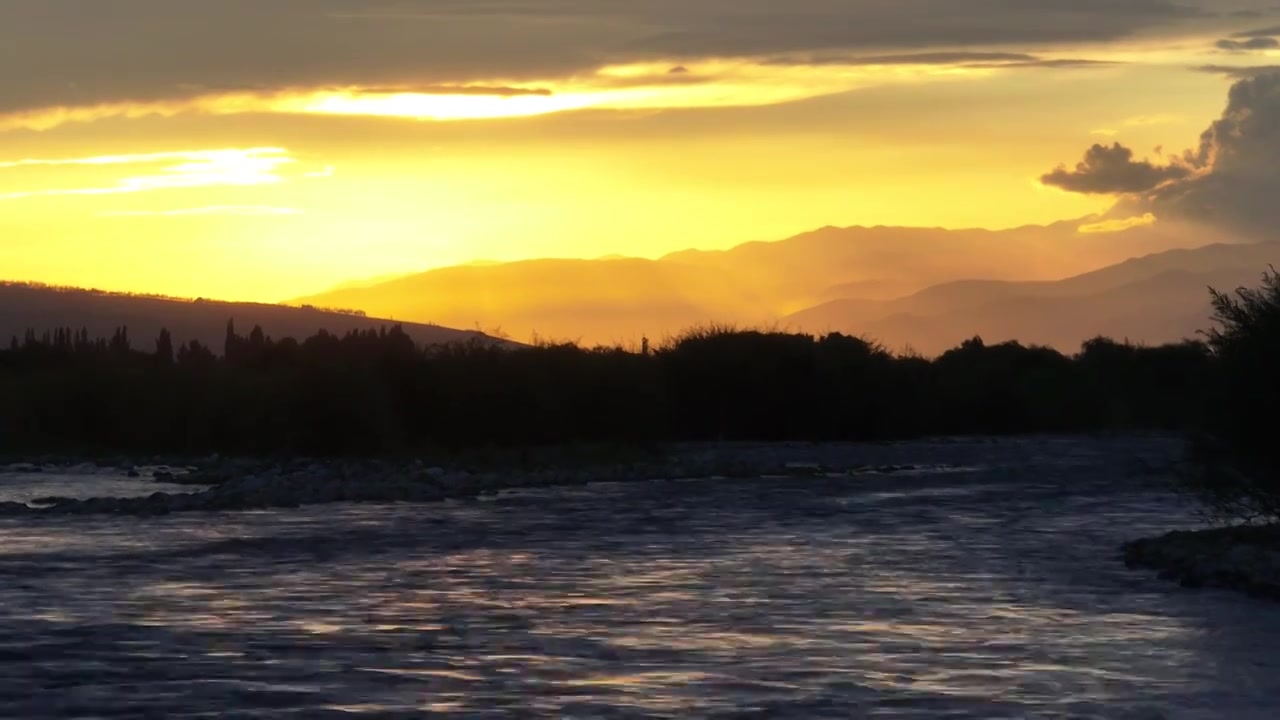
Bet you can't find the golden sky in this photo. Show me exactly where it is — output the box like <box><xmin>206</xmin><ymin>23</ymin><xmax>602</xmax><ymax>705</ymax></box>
<box><xmin>2</xmin><ymin>0</ymin><xmax>1278</xmax><ymax>301</ymax></box>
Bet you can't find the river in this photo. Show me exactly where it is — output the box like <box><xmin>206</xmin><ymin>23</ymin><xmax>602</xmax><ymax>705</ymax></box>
<box><xmin>0</xmin><ymin>436</ymin><xmax>1276</xmax><ymax>718</ymax></box>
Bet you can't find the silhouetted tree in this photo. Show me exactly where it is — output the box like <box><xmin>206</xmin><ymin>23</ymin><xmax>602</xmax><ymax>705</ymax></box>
<box><xmin>155</xmin><ymin>329</ymin><xmax>174</xmax><ymax>366</ymax></box>
<box><xmin>0</xmin><ymin>317</ymin><xmax>1222</xmax><ymax>457</ymax></box>
<box><xmin>1184</xmin><ymin>268</ymin><xmax>1280</xmax><ymax>523</ymax></box>
<box><xmin>109</xmin><ymin>326</ymin><xmax>130</xmax><ymax>354</ymax></box>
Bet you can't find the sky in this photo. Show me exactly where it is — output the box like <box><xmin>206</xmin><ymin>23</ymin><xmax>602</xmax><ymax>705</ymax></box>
<box><xmin>3</xmin><ymin>0</ymin><xmax>1280</xmax><ymax>301</ymax></box>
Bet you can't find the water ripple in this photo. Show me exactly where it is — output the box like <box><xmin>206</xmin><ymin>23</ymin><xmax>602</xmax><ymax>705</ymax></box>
<box><xmin>0</xmin><ymin>437</ymin><xmax>1276</xmax><ymax>718</ymax></box>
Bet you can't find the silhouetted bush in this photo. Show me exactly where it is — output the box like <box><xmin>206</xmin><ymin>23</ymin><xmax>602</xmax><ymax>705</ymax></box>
<box><xmin>1182</xmin><ymin>269</ymin><xmax>1280</xmax><ymax>523</ymax></box>
<box><xmin>0</xmin><ymin>317</ymin><xmax>1218</xmax><ymax>458</ymax></box>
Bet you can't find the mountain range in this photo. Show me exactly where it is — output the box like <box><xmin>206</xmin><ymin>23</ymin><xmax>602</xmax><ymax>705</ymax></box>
<box><xmin>5</xmin><ymin>218</ymin><xmax>1273</xmax><ymax>356</ymax></box>
<box><xmin>294</xmin><ymin>218</ymin><xmax>1272</xmax><ymax>354</ymax></box>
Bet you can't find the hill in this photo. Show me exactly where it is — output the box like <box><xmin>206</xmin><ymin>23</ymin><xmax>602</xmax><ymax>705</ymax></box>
<box><xmin>295</xmin><ymin>219</ymin><xmax>1215</xmax><ymax>345</ymax></box>
<box><xmin>784</xmin><ymin>243</ymin><xmax>1280</xmax><ymax>354</ymax></box>
<box><xmin>0</xmin><ymin>282</ymin><xmax>504</xmax><ymax>352</ymax></box>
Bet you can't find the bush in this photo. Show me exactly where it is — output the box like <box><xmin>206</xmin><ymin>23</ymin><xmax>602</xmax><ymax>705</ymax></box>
<box><xmin>1182</xmin><ymin>268</ymin><xmax>1280</xmax><ymax>523</ymax></box>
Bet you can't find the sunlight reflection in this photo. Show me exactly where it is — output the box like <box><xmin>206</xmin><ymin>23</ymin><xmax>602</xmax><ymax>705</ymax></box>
<box><xmin>0</xmin><ymin>439</ymin><xmax>1267</xmax><ymax>716</ymax></box>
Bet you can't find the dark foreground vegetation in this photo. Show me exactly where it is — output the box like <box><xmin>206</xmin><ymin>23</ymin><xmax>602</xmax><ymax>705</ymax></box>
<box><xmin>0</xmin><ymin>317</ymin><xmax>1214</xmax><ymax>457</ymax></box>
<box><xmin>1122</xmin><ymin>268</ymin><xmax>1280</xmax><ymax>599</ymax></box>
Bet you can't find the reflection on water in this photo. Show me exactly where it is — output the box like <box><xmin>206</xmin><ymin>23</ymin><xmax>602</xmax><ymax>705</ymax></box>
<box><xmin>0</xmin><ymin>437</ymin><xmax>1277</xmax><ymax>718</ymax></box>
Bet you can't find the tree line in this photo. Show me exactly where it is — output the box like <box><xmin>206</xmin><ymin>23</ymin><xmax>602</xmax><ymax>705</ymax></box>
<box><xmin>0</xmin><ymin>315</ymin><xmax>1218</xmax><ymax>458</ymax></box>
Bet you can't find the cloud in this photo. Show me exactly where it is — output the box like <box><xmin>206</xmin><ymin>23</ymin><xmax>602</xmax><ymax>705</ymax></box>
<box><xmin>962</xmin><ymin>58</ymin><xmax>1121</xmax><ymax>69</ymax></box>
<box><xmin>1215</xmin><ymin>36</ymin><xmax>1280</xmax><ymax>51</ymax></box>
<box><xmin>1078</xmin><ymin>213</ymin><xmax>1157</xmax><ymax>233</ymax></box>
<box><xmin>760</xmin><ymin>51</ymin><xmax>1119</xmax><ymax>69</ymax></box>
<box><xmin>0</xmin><ymin>148</ymin><xmax>286</xmax><ymax>169</ymax></box>
<box><xmin>1051</xmin><ymin>70</ymin><xmax>1280</xmax><ymax>238</ymax></box>
<box><xmin>1039</xmin><ymin>142</ymin><xmax>1192</xmax><ymax>194</ymax></box>
<box><xmin>0</xmin><ymin>0</ymin><xmax>1220</xmax><ymax>124</ymax></box>
<box><xmin>763</xmin><ymin>51</ymin><xmax>1035</xmax><ymax>66</ymax></box>
<box><xmin>0</xmin><ymin>148</ymin><xmax>297</xmax><ymax>200</ymax></box>
<box><xmin>1194</xmin><ymin>63</ymin><xmax>1280</xmax><ymax>78</ymax></box>
<box><xmin>1131</xmin><ymin>71</ymin><xmax>1280</xmax><ymax>235</ymax></box>
<box><xmin>0</xmin><ymin>58</ymin><xmax>1013</xmax><ymax>131</ymax></box>
<box><xmin>1230</xmin><ymin>24</ymin><xmax>1280</xmax><ymax>37</ymax></box>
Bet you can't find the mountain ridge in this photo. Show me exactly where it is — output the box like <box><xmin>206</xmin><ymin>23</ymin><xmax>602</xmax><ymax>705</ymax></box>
<box><xmin>785</xmin><ymin>244</ymin><xmax>1278</xmax><ymax>354</ymax></box>
<box><xmin>0</xmin><ymin>281</ymin><xmax>508</xmax><ymax>353</ymax></box>
<box><xmin>294</xmin><ymin>218</ymin><xmax>1225</xmax><ymax>345</ymax></box>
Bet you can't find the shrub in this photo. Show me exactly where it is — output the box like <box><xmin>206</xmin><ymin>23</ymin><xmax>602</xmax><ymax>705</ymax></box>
<box><xmin>1182</xmin><ymin>268</ymin><xmax>1280</xmax><ymax>523</ymax></box>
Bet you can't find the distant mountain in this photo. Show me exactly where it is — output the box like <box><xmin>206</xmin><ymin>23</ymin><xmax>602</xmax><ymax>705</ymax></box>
<box><xmin>298</xmin><ymin>256</ymin><xmax>784</xmax><ymax>345</ymax></box>
<box><xmin>296</xmin><ymin>219</ymin><xmax>1217</xmax><ymax>344</ymax></box>
<box><xmin>659</xmin><ymin>220</ymin><xmax>1216</xmax><ymax>310</ymax></box>
<box><xmin>784</xmin><ymin>243</ymin><xmax>1279</xmax><ymax>354</ymax></box>
<box><xmin>0</xmin><ymin>282</ymin><xmax>505</xmax><ymax>353</ymax></box>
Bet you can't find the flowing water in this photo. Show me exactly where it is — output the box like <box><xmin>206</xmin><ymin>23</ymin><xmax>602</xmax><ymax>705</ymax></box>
<box><xmin>0</xmin><ymin>437</ymin><xmax>1277</xmax><ymax>718</ymax></box>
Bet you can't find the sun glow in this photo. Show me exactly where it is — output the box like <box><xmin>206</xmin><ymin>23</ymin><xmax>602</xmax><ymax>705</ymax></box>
<box><xmin>289</xmin><ymin>90</ymin><xmax>603</xmax><ymax>121</ymax></box>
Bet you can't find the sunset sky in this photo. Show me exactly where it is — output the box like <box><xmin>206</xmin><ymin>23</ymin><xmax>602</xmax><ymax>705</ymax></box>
<box><xmin>3</xmin><ymin>0</ymin><xmax>1279</xmax><ymax>301</ymax></box>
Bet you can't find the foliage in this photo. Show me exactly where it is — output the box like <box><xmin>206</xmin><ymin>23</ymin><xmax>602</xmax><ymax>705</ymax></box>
<box><xmin>1182</xmin><ymin>268</ymin><xmax>1280</xmax><ymax>523</ymax></box>
<box><xmin>0</xmin><ymin>318</ymin><xmax>1217</xmax><ymax>458</ymax></box>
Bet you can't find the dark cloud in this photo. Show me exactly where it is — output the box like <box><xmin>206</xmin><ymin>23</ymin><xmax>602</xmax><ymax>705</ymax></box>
<box><xmin>1215</xmin><ymin>36</ymin><xmax>1280</xmax><ymax>50</ymax></box>
<box><xmin>1230</xmin><ymin>24</ymin><xmax>1280</xmax><ymax>36</ymax></box>
<box><xmin>760</xmin><ymin>51</ymin><xmax>1118</xmax><ymax>69</ymax></box>
<box><xmin>962</xmin><ymin>58</ymin><xmax>1122</xmax><ymax>69</ymax></box>
<box><xmin>1140</xmin><ymin>72</ymin><xmax>1280</xmax><ymax>234</ymax></box>
<box><xmin>762</xmin><ymin>51</ymin><xmax>1039</xmax><ymax>66</ymax></box>
<box><xmin>1040</xmin><ymin>143</ymin><xmax>1192</xmax><ymax>194</ymax></box>
<box><xmin>1080</xmin><ymin>71</ymin><xmax>1280</xmax><ymax>238</ymax></box>
<box><xmin>0</xmin><ymin>0</ymin><xmax>1231</xmax><ymax>116</ymax></box>
<box><xmin>1194</xmin><ymin>63</ymin><xmax>1280</xmax><ymax>78</ymax></box>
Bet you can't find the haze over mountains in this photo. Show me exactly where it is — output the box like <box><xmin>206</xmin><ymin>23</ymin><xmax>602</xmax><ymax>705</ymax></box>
<box><xmin>786</xmin><ymin>242</ymin><xmax>1279</xmax><ymax>354</ymax></box>
<box><xmin>292</xmin><ymin>218</ymin><xmax>1271</xmax><ymax>354</ymax></box>
<box><xmin>6</xmin><ymin>217</ymin><xmax>1268</xmax><ymax>356</ymax></box>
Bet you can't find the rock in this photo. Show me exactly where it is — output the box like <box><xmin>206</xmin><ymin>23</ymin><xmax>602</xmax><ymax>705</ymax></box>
<box><xmin>1124</xmin><ymin>525</ymin><xmax>1280</xmax><ymax>601</ymax></box>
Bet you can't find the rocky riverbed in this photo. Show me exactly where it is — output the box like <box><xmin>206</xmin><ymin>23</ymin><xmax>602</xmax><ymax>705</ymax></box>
<box><xmin>0</xmin><ymin>445</ymin><xmax>1006</xmax><ymax>517</ymax></box>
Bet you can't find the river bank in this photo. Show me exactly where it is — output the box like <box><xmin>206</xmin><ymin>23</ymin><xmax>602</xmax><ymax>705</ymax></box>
<box><xmin>0</xmin><ymin>435</ymin><xmax>1181</xmax><ymax>517</ymax></box>
<box><xmin>1123</xmin><ymin>524</ymin><xmax>1280</xmax><ymax>600</ymax></box>
<box><xmin>0</xmin><ymin>447</ymin><xmax>989</xmax><ymax>517</ymax></box>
